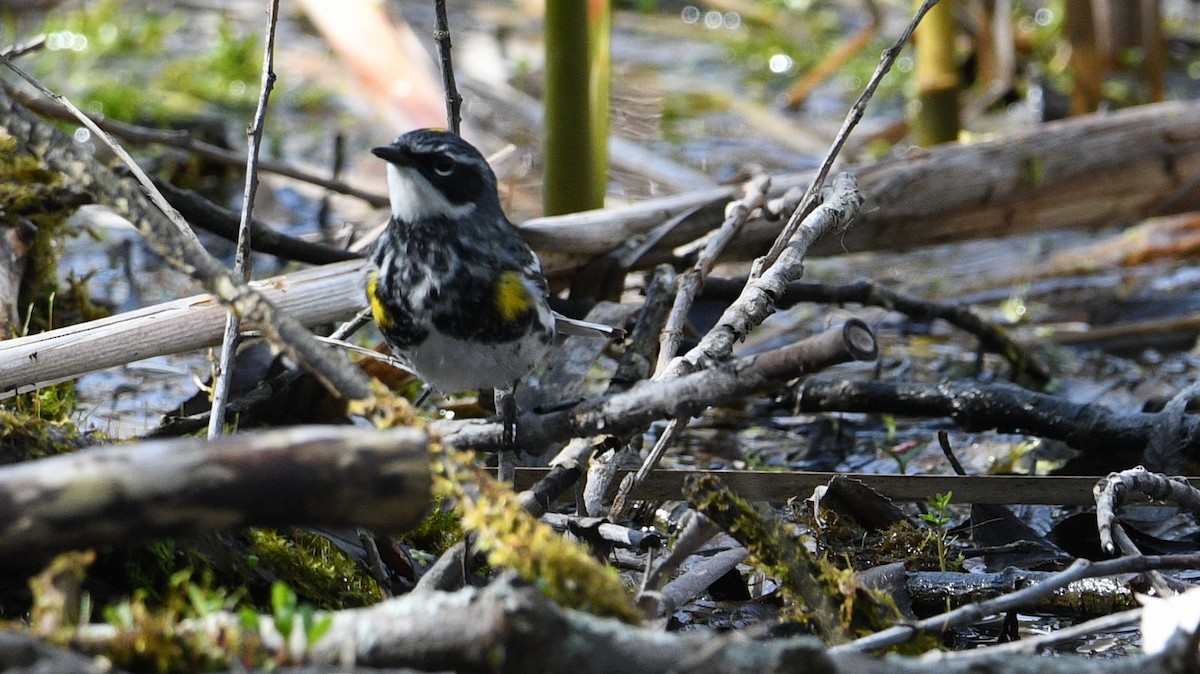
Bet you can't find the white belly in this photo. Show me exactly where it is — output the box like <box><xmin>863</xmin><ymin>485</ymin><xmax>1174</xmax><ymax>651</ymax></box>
<box><xmin>408</xmin><ymin>332</ymin><xmax>552</xmax><ymax>393</ymax></box>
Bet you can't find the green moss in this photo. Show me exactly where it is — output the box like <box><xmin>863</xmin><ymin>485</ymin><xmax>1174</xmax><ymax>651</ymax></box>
<box><xmin>97</xmin><ymin>568</ymin><xmax>262</xmax><ymax>673</ymax></box>
<box><xmin>436</xmin><ymin>447</ymin><xmax>641</xmax><ymax>623</ymax></box>
<box><xmin>159</xmin><ymin>20</ymin><xmax>262</xmax><ymax>111</ymax></box>
<box><xmin>243</xmin><ymin>529</ymin><xmax>379</xmax><ymax>610</ymax></box>
<box><xmin>23</xmin><ymin>553</ymin><xmax>261</xmax><ymax>673</ymax></box>
<box><xmin>0</xmin><ymin>391</ymin><xmax>87</xmax><ymax>464</ymax></box>
<box><xmin>686</xmin><ymin>474</ymin><xmax>905</xmax><ymax>642</ymax></box>
<box><xmin>401</xmin><ymin>496</ymin><xmax>463</xmax><ymax>555</ymax></box>
<box><xmin>0</xmin><ymin>133</ymin><xmax>105</xmax><ymax>463</ymax></box>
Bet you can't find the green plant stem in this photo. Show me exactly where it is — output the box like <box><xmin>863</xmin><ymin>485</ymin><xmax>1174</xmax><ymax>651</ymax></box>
<box><xmin>587</xmin><ymin>0</ymin><xmax>610</xmax><ymax>208</ymax></box>
<box><xmin>543</xmin><ymin>0</ymin><xmax>601</xmax><ymax>215</ymax></box>
<box><xmin>912</xmin><ymin>0</ymin><xmax>959</xmax><ymax>145</ymax></box>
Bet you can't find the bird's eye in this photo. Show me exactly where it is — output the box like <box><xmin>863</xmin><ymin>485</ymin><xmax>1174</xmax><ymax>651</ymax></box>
<box><xmin>433</xmin><ymin>156</ymin><xmax>455</xmax><ymax>177</ymax></box>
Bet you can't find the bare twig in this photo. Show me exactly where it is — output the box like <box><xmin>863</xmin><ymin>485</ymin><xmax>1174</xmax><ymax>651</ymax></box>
<box><xmin>153</xmin><ymin>178</ymin><xmax>360</xmax><ymax>264</ymax></box>
<box><xmin>609</xmin><ymin>174</ymin><xmax>775</xmax><ymax>519</ymax></box>
<box><xmin>5</xmin><ymin>84</ymin><xmax>388</xmax><ymax>207</ymax></box>
<box><xmin>668</xmin><ymin>173</ymin><xmax>864</xmax><ymax>378</ymax></box>
<box><xmin>210</xmin><ymin>0</ymin><xmax>281</xmax><ymax>437</ymax></box>
<box><xmin>1105</xmin><ymin>524</ymin><xmax>1178</xmax><ymax>596</ymax></box>
<box><xmin>637</xmin><ymin>509</ymin><xmax>723</xmax><ymax>616</ymax></box>
<box><xmin>610</xmin><ymin>174</ymin><xmax>864</xmax><ymax>517</ymax></box>
<box><xmin>753</xmin><ymin>0</ymin><xmax>940</xmax><ymax>276</ymax></box>
<box><xmin>700</xmin><ymin>274</ymin><xmax>1051</xmax><ymax>386</ymax></box>
<box><xmin>439</xmin><ymin>318</ymin><xmax>877</xmax><ymax>453</ymax></box>
<box><xmin>0</xmin><ymin>58</ymin><xmax>371</xmax><ymax>400</ymax></box>
<box><xmin>0</xmin><ymin>34</ymin><xmax>46</xmax><ymax>59</ymax></box>
<box><xmin>655</xmin><ymin>174</ymin><xmax>771</xmax><ymax>375</ymax></box>
<box><xmin>433</xmin><ymin>0</ymin><xmax>463</xmax><ymax>134</ymax></box>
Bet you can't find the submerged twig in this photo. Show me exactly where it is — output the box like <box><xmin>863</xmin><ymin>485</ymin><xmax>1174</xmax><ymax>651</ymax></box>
<box><xmin>831</xmin><ymin>554</ymin><xmax>1200</xmax><ymax>654</ymax></box>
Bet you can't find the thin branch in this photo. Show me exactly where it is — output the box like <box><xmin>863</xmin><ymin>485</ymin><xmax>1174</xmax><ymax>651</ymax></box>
<box><xmin>655</xmin><ymin>174</ymin><xmax>771</xmax><ymax>375</ymax></box>
<box><xmin>0</xmin><ymin>34</ymin><xmax>46</xmax><ymax>59</ymax></box>
<box><xmin>0</xmin><ymin>57</ymin><xmax>371</xmax><ymax>400</ymax></box>
<box><xmin>210</xmin><ymin>0</ymin><xmax>281</xmax><ymax>437</ymax></box>
<box><xmin>433</xmin><ymin>0</ymin><xmax>463</xmax><ymax>134</ymax></box>
<box><xmin>933</xmin><ymin>607</ymin><xmax>1142</xmax><ymax>659</ymax></box>
<box><xmin>753</xmin><ymin>0</ymin><xmax>940</xmax><ymax>276</ymax></box>
<box><xmin>153</xmin><ymin>178</ymin><xmax>360</xmax><ymax>264</ymax></box>
<box><xmin>698</xmin><ymin>275</ymin><xmax>1052</xmax><ymax>386</ymax></box>
<box><xmin>437</xmin><ymin>318</ymin><xmax>877</xmax><ymax>452</ymax></box>
<box><xmin>0</xmin><ymin>57</ymin><xmax>199</xmax><ymax>248</ymax></box>
<box><xmin>610</xmin><ymin>173</ymin><xmax>864</xmax><ymax>517</ymax></box>
<box><xmin>5</xmin><ymin>82</ymin><xmax>388</xmax><ymax>207</ymax></box>
<box><xmin>794</xmin><ymin>378</ymin><xmax>1197</xmax><ymax>462</ymax></box>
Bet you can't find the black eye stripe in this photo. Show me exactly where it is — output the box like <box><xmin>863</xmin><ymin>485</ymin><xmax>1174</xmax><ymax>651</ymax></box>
<box><xmin>412</xmin><ymin>153</ymin><xmax>484</xmax><ymax>205</ymax></box>
<box><xmin>433</xmin><ymin>156</ymin><xmax>456</xmax><ymax>176</ymax></box>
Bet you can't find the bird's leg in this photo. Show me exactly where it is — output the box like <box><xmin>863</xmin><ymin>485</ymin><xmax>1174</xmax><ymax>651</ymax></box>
<box><xmin>413</xmin><ymin>385</ymin><xmax>436</xmax><ymax>408</ymax></box>
<box><xmin>495</xmin><ymin>384</ymin><xmax>517</xmax><ymax>483</ymax></box>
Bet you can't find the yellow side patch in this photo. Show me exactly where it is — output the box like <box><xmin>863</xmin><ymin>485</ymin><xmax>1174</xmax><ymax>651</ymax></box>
<box><xmin>495</xmin><ymin>271</ymin><xmax>531</xmax><ymax>323</ymax></box>
<box><xmin>366</xmin><ymin>270</ymin><xmax>394</xmax><ymax>330</ymax></box>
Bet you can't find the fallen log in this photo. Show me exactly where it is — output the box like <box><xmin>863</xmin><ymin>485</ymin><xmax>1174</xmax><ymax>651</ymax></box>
<box><xmin>0</xmin><ymin>425</ymin><xmax>429</xmax><ymax>568</ymax></box>
<box><xmin>0</xmin><ymin>259</ymin><xmax>368</xmax><ymax>399</ymax></box>
<box><xmin>522</xmin><ymin>101</ymin><xmax>1200</xmax><ymax>276</ymax></box>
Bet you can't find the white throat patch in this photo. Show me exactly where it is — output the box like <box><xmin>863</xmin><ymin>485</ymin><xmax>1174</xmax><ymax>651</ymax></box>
<box><xmin>386</xmin><ymin>164</ymin><xmax>476</xmax><ymax>222</ymax></box>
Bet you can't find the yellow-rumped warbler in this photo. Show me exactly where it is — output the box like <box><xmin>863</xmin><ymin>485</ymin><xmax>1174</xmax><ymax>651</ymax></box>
<box><xmin>366</xmin><ymin>129</ymin><xmax>556</xmax><ymax>448</ymax></box>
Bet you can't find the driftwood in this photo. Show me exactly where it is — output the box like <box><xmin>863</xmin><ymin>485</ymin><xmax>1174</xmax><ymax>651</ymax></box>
<box><xmin>522</xmin><ymin>100</ymin><xmax>1200</xmax><ymax>276</ymax></box>
<box><xmin>0</xmin><ymin>259</ymin><xmax>368</xmax><ymax>399</ymax></box>
<box><xmin>0</xmin><ymin>426</ymin><xmax>429</xmax><ymax>568</ymax></box>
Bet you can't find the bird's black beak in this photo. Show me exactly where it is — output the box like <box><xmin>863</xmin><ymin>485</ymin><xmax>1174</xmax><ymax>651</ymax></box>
<box><xmin>371</xmin><ymin>144</ymin><xmax>411</xmax><ymax>165</ymax></box>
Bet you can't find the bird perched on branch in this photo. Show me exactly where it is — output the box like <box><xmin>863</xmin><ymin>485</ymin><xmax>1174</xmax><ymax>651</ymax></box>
<box><xmin>367</xmin><ymin>128</ymin><xmax>576</xmax><ymax>469</ymax></box>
